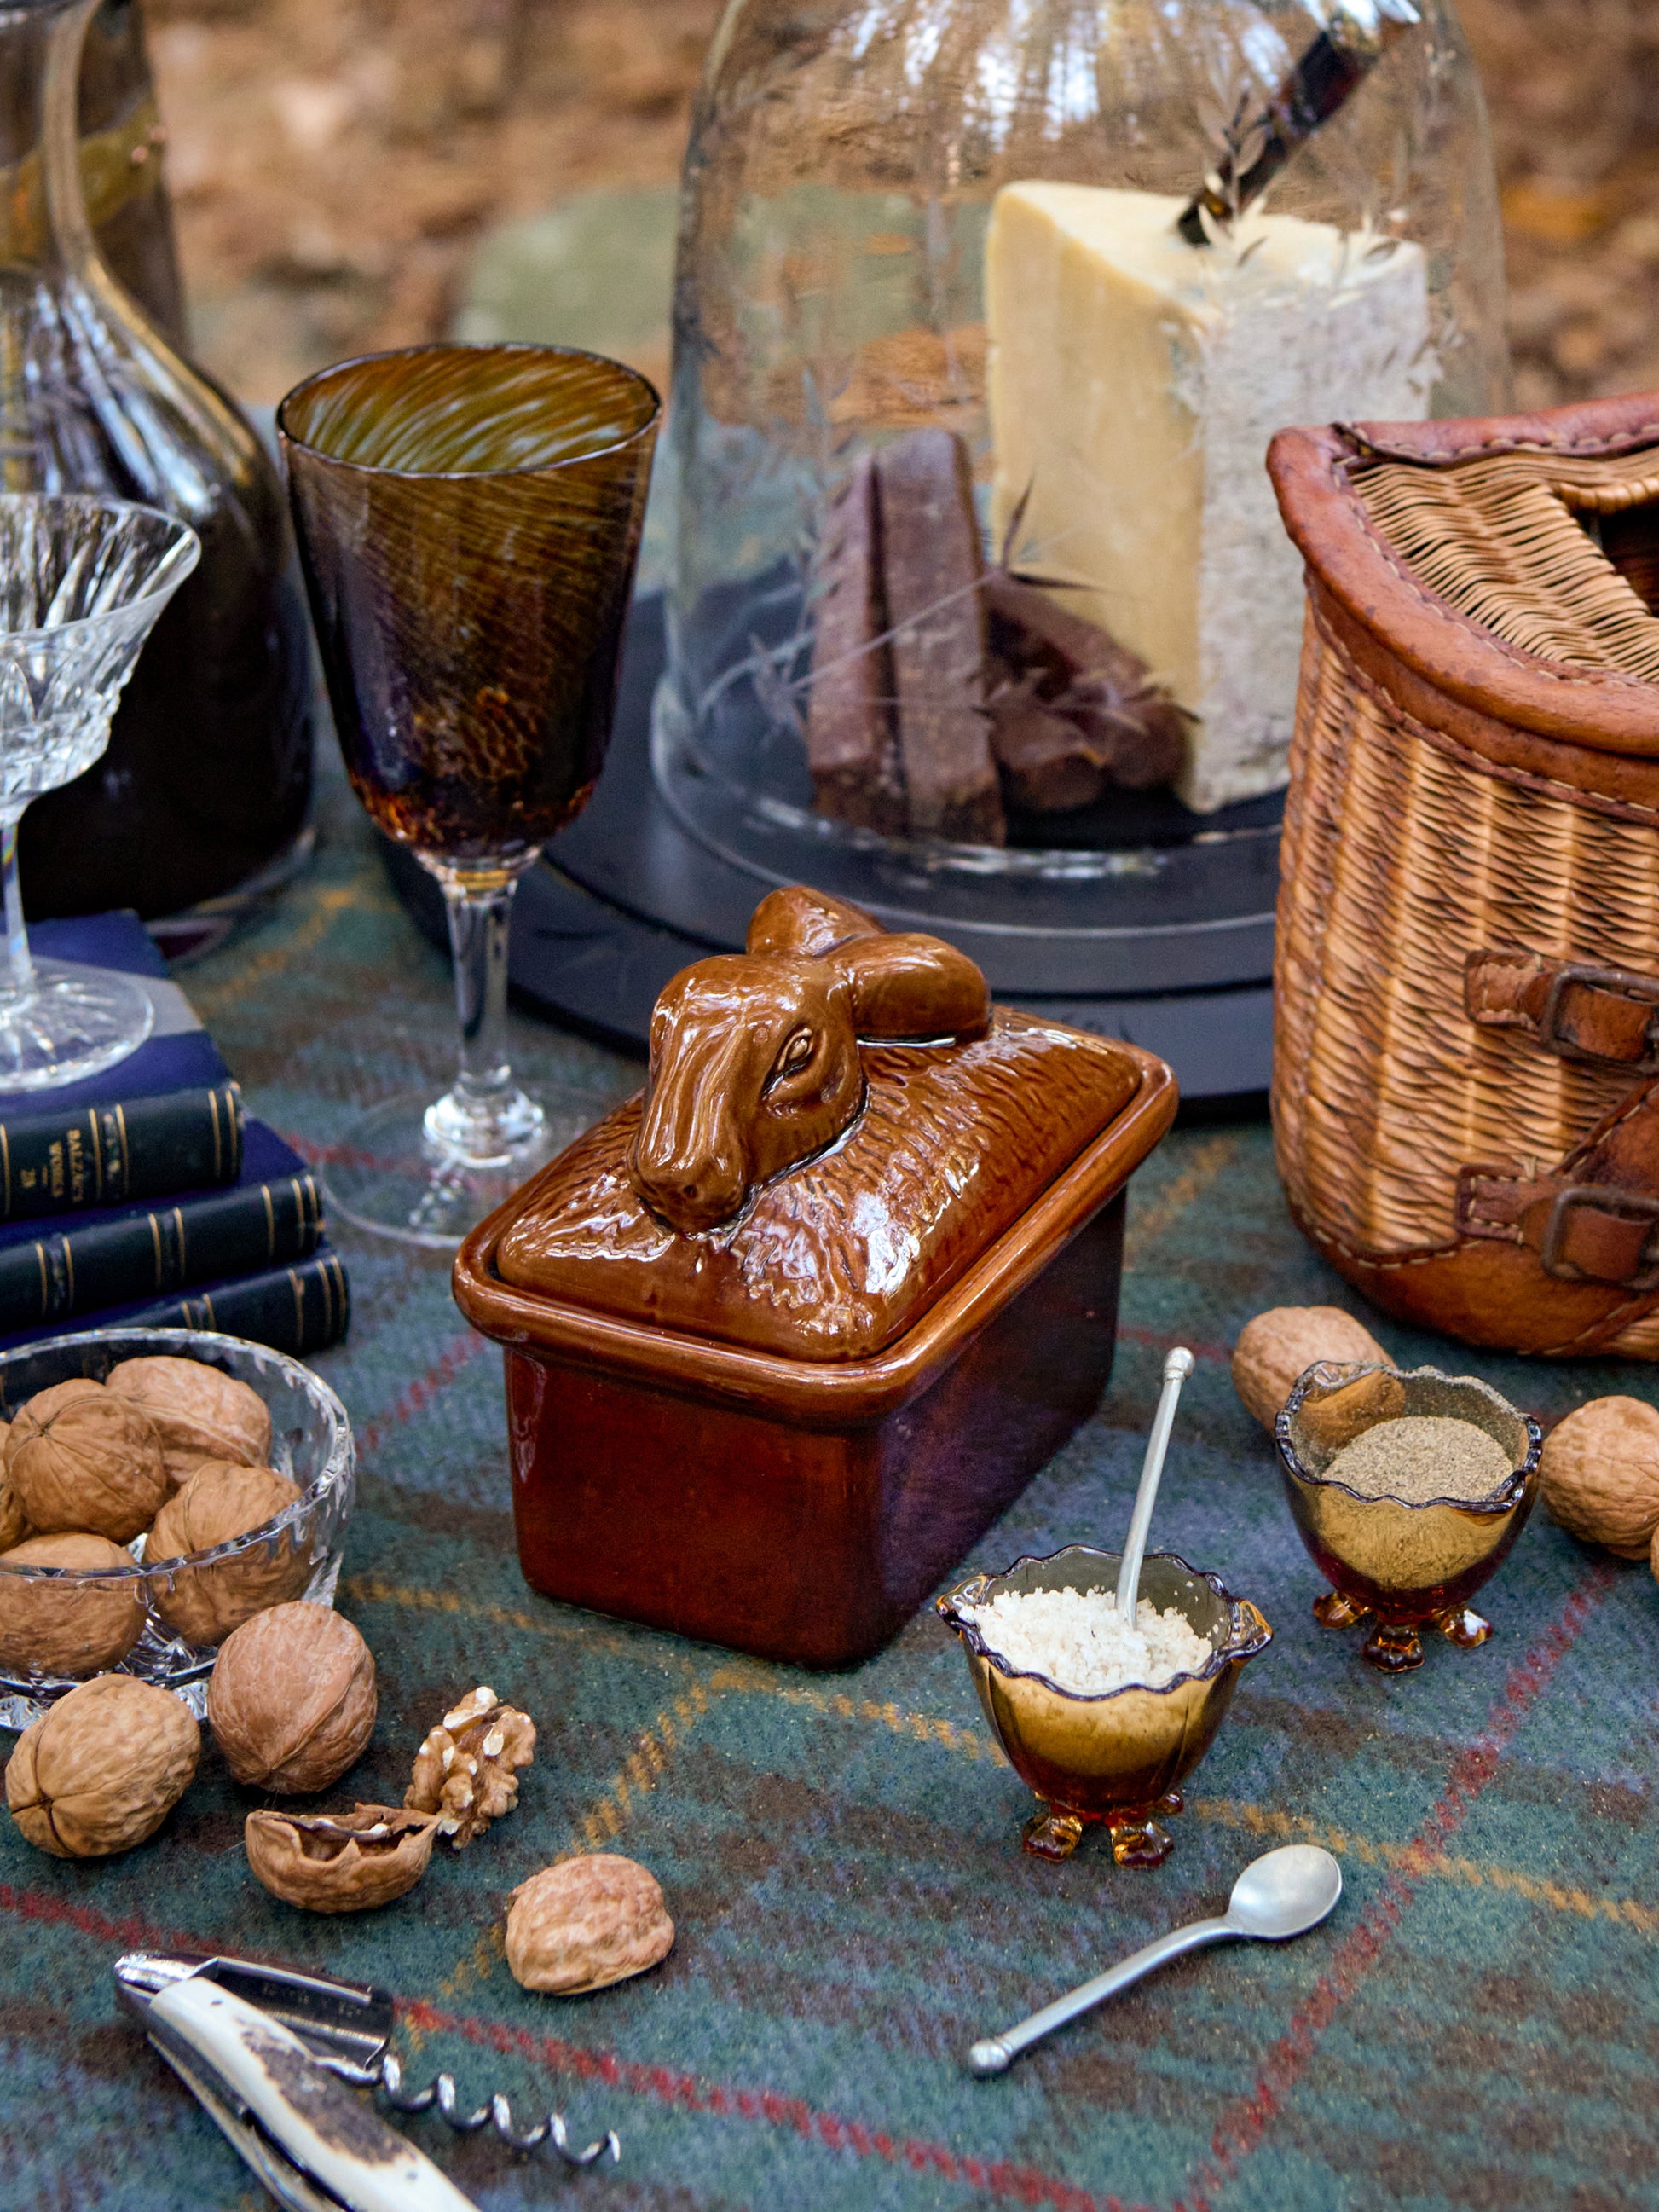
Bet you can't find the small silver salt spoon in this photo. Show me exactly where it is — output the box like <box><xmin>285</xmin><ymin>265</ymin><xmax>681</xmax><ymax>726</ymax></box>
<box><xmin>1115</xmin><ymin>1345</ymin><xmax>1194</xmax><ymax>1623</ymax></box>
<box><xmin>968</xmin><ymin>1844</ymin><xmax>1342</xmax><ymax>2075</ymax></box>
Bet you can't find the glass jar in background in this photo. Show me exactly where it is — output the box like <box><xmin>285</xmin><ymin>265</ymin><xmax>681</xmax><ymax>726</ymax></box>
<box><xmin>0</xmin><ymin>0</ymin><xmax>313</xmax><ymax>941</ymax></box>
<box><xmin>659</xmin><ymin>0</ymin><xmax>1509</xmax><ymax>939</ymax></box>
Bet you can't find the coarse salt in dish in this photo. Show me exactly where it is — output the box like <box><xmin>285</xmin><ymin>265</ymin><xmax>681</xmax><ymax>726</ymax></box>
<box><xmin>960</xmin><ymin>1584</ymin><xmax>1214</xmax><ymax>1697</ymax></box>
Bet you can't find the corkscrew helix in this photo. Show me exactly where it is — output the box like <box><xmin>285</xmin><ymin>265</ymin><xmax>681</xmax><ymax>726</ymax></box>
<box><xmin>113</xmin><ymin>1948</ymin><xmax>621</xmax><ymax>2209</ymax></box>
<box><xmin>352</xmin><ymin>2047</ymin><xmax>620</xmax><ymax>2165</ymax></box>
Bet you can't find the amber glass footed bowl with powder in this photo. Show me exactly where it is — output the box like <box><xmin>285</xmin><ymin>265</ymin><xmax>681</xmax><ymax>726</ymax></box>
<box><xmin>937</xmin><ymin>1546</ymin><xmax>1270</xmax><ymax>1867</ymax></box>
<box><xmin>1275</xmin><ymin>1364</ymin><xmax>1541</xmax><ymax>1676</ymax></box>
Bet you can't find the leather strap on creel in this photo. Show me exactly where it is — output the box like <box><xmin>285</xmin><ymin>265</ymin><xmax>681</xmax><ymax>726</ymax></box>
<box><xmin>1464</xmin><ymin>948</ymin><xmax>1659</xmax><ymax>1072</ymax></box>
<box><xmin>1295</xmin><ymin>949</ymin><xmax>1659</xmax><ymax>1356</ymax></box>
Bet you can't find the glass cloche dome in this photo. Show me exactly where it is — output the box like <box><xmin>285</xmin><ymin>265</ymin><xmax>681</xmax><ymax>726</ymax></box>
<box><xmin>653</xmin><ymin>0</ymin><xmax>1507</xmax><ymax>960</ymax></box>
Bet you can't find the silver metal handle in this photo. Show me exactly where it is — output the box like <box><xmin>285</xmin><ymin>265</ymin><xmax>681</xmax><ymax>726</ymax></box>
<box><xmin>1116</xmin><ymin>1346</ymin><xmax>1194</xmax><ymax>1622</ymax></box>
<box><xmin>968</xmin><ymin>1915</ymin><xmax>1236</xmax><ymax>2076</ymax></box>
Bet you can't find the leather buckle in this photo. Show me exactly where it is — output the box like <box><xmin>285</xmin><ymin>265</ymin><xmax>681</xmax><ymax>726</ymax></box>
<box><xmin>1535</xmin><ymin>963</ymin><xmax>1659</xmax><ymax>1071</ymax></box>
<box><xmin>1540</xmin><ymin>1184</ymin><xmax>1659</xmax><ymax>1289</ymax></box>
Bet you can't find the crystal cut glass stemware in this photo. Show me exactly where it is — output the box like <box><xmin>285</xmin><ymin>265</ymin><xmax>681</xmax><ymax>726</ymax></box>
<box><xmin>0</xmin><ymin>494</ymin><xmax>199</xmax><ymax>1089</ymax></box>
<box><xmin>278</xmin><ymin>342</ymin><xmax>659</xmax><ymax>1248</ymax></box>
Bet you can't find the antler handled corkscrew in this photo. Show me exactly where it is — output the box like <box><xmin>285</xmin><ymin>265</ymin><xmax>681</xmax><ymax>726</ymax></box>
<box><xmin>114</xmin><ymin>1950</ymin><xmax>619</xmax><ymax>2212</ymax></box>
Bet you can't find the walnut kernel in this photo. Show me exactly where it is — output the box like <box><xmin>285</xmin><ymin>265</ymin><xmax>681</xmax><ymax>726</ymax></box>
<box><xmin>147</xmin><ymin>1461</ymin><xmax>306</xmax><ymax>1646</ymax></box>
<box><xmin>207</xmin><ymin>1601</ymin><xmax>376</xmax><ymax>1792</ymax></box>
<box><xmin>405</xmin><ymin>1684</ymin><xmax>535</xmax><ymax>1846</ymax></box>
<box><xmin>5</xmin><ymin>1379</ymin><xmax>166</xmax><ymax>1542</ymax></box>
<box><xmin>5</xmin><ymin>1674</ymin><xmax>199</xmax><ymax>1856</ymax></box>
<box><xmin>106</xmin><ymin>1356</ymin><xmax>271</xmax><ymax>1485</ymax></box>
<box><xmin>1541</xmin><ymin>1397</ymin><xmax>1659</xmax><ymax>1560</ymax></box>
<box><xmin>1231</xmin><ymin>1306</ymin><xmax>1390</xmax><ymax>1433</ymax></box>
<box><xmin>506</xmin><ymin>1855</ymin><xmax>674</xmax><ymax>1995</ymax></box>
<box><xmin>0</xmin><ymin>1532</ymin><xmax>146</xmax><ymax>1676</ymax></box>
<box><xmin>245</xmin><ymin>1803</ymin><xmax>438</xmax><ymax>1912</ymax></box>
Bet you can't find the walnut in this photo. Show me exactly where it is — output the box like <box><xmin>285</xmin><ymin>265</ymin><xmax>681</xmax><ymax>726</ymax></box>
<box><xmin>0</xmin><ymin>1460</ymin><xmax>30</xmax><ymax>1552</ymax></box>
<box><xmin>5</xmin><ymin>1674</ymin><xmax>199</xmax><ymax>1856</ymax></box>
<box><xmin>0</xmin><ymin>1532</ymin><xmax>147</xmax><ymax>1676</ymax></box>
<box><xmin>245</xmin><ymin>1803</ymin><xmax>439</xmax><ymax>1913</ymax></box>
<box><xmin>4</xmin><ymin>1379</ymin><xmax>166</xmax><ymax>1542</ymax></box>
<box><xmin>405</xmin><ymin>1684</ymin><xmax>535</xmax><ymax>1846</ymax></box>
<box><xmin>1231</xmin><ymin>1307</ymin><xmax>1390</xmax><ymax>1433</ymax></box>
<box><xmin>207</xmin><ymin>1601</ymin><xmax>377</xmax><ymax>1792</ymax></box>
<box><xmin>105</xmin><ymin>1357</ymin><xmax>271</xmax><ymax>1486</ymax></box>
<box><xmin>506</xmin><ymin>1855</ymin><xmax>674</xmax><ymax>1995</ymax></box>
<box><xmin>146</xmin><ymin>1461</ymin><xmax>306</xmax><ymax>1647</ymax></box>
<box><xmin>1541</xmin><ymin>1397</ymin><xmax>1659</xmax><ymax>1560</ymax></box>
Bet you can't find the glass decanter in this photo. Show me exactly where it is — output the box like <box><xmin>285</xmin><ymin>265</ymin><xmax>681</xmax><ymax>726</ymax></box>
<box><xmin>658</xmin><ymin>0</ymin><xmax>1509</xmax><ymax>948</ymax></box>
<box><xmin>0</xmin><ymin>0</ymin><xmax>313</xmax><ymax>934</ymax></box>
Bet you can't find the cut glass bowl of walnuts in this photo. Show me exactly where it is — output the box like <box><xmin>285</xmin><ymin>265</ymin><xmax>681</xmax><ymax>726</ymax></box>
<box><xmin>0</xmin><ymin>1325</ymin><xmax>353</xmax><ymax>1726</ymax></box>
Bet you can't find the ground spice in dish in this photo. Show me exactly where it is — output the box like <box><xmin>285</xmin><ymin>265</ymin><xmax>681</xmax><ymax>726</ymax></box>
<box><xmin>1324</xmin><ymin>1414</ymin><xmax>1514</xmax><ymax>1503</ymax></box>
<box><xmin>960</xmin><ymin>1586</ymin><xmax>1213</xmax><ymax>1696</ymax></box>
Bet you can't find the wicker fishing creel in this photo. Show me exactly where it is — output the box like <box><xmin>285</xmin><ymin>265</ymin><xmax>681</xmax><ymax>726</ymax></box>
<box><xmin>1268</xmin><ymin>393</ymin><xmax>1659</xmax><ymax>1358</ymax></box>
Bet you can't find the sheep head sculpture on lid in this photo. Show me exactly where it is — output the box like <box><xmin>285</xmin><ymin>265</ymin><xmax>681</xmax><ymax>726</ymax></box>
<box><xmin>628</xmin><ymin>887</ymin><xmax>991</xmax><ymax>1233</ymax></box>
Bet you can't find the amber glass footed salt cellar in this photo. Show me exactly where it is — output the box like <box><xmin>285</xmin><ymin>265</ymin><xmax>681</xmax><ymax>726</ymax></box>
<box><xmin>279</xmin><ymin>344</ymin><xmax>659</xmax><ymax>1247</ymax></box>
<box><xmin>0</xmin><ymin>0</ymin><xmax>313</xmax><ymax>935</ymax></box>
<box><xmin>939</xmin><ymin>1547</ymin><xmax>1271</xmax><ymax>1866</ymax></box>
<box><xmin>1275</xmin><ymin>1362</ymin><xmax>1540</xmax><ymax>1672</ymax></box>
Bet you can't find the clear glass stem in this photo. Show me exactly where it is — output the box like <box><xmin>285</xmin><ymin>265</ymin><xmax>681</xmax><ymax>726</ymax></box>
<box><xmin>448</xmin><ymin>871</ymin><xmax>514</xmax><ymax>1115</ymax></box>
<box><xmin>0</xmin><ymin>808</ymin><xmax>35</xmax><ymax>1015</ymax></box>
<box><xmin>423</xmin><ymin>865</ymin><xmax>543</xmax><ymax>1167</ymax></box>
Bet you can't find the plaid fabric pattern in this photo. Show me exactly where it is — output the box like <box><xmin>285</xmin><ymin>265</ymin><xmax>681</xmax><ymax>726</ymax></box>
<box><xmin>3</xmin><ymin>761</ymin><xmax>1657</xmax><ymax>2212</ymax></box>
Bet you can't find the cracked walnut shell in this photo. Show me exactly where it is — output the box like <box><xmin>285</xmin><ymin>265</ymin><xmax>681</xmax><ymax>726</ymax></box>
<box><xmin>5</xmin><ymin>1674</ymin><xmax>199</xmax><ymax>1856</ymax></box>
<box><xmin>1231</xmin><ymin>1307</ymin><xmax>1390</xmax><ymax>1433</ymax></box>
<box><xmin>4</xmin><ymin>1379</ymin><xmax>166</xmax><ymax>1542</ymax></box>
<box><xmin>245</xmin><ymin>1803</ymin><xmax>439</xmax><ymax>1912</ymax></box>
<box><xmin>147</xmin><ymin>1461</ymin><xmax>306</xmax><ymax>1647</ymax></box>
<box><xmin>106</xmin><ymin>1356</ymin><xmax>271</xmax><ymax>1485</ymax></box>
<box><xmin>1541</xmin><ymin>1397</ymin><xmax>1659</xmax><ymax>1561</ymax></box>
<box><xmin>0</xmin><ymin>1532</ymin><xmax>146</xmax><ymax>1676</ymax></box>
<box><xmin>406</xmin><ymin>1685</ymin><xmax>535</xmax><ymax>1846</ymax></box>
<box><xmin>506</xmin><ymin>1855</ymin><xmax>674</xmax><ymax>1995</ymax></box>
<box><xmin>207</xmin><ymin>1601</ymin><xmax>376</xmax><ymax>1792</ymax></box>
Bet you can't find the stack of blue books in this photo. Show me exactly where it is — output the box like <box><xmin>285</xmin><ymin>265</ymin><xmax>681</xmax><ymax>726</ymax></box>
<box><xmin>0</xmin><ymin>914</ymin><xmax>349</xmax><ymax>1358</ymax></box>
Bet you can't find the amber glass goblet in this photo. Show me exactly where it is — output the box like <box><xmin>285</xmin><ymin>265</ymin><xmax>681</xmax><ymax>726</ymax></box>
<box><xmin>278</xmin><ymin>344</ymin><xmax>659</xmax><ymax>1246</ymax></box>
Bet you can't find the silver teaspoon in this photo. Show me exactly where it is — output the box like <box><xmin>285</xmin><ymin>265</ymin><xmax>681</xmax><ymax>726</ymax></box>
<box><xmin>968</xmin><ymin>1844</ymin><xmax>1342</xmax><ymax>2076</ymax></box>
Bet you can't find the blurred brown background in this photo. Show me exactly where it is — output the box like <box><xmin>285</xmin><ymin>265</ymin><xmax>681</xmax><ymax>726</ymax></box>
<box><xmin>144</xmin><ymin>0</ymin><xmax>1659</xmax><ymax>414</ymax></box>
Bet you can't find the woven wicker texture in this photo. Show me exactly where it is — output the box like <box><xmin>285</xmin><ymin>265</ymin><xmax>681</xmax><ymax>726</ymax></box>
<box><xmin>1353</xmin><ymin>448</ymin><xmax>1659</xmax><ymax>679</ymax></box>
<box><xmin>1276</xmin><ymin>424</ymin><xmax>1659</xmax><ymax>1358</ymax></box>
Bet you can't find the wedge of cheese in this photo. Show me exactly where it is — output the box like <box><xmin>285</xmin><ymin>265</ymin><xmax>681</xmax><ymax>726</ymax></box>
<box><xmin>986</xmin><ymin>182</ymin><xmax>1431</xmax><ymax>812</ymax></box>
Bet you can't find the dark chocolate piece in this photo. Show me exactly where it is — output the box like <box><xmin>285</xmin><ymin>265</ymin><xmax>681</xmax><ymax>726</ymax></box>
<box><xmin>984</xmin><ymin>570</ymin><xmax>1187</xmax><ymax>802</ymax></box>
<box><xmin>876</xmin><ymin>430</ymin><xmax>1004</xmax><ymax>846</ymax></box>
<box><xmin>986</xmin><ymin>674</ymin><xmax>1110</xmax><ymax>814</ymax></box>
<box><xmin>806</xmin><ymin>455</ymin><xmax>905</xmax><ymax>834</ymax></box>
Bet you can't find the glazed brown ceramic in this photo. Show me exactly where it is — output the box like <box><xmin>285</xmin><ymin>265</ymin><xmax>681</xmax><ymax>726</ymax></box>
<box><xmin>453</xmin><ymin>889</ymin><xmax>1177</xmax><ymax>1665</ymax></box>
<box><xmin>494</xmin><ymin>887</ymin><xmax>1141</xmax><ymax>1359</ymax></box>
<box><xmin>626</xmin><ymin>886</ymin><xmax>991</xmax><ymax>1234</ymax></box>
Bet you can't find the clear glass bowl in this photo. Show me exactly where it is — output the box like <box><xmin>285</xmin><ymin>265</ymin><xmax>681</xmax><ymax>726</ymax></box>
<box><xmin>939</xmin><ymin>1544</ymin><xmax>1271</xmax><ymax>1864</ymax></box>
<box><xmin>658</xmin><ymin>0</ymin><xmax>1510</xmax><ymax>940</ymax></box>
<box><xmin>1275</xmin><ymin>1360</ymin><xmax>1540</xmax><ymax>1672</ymax></box>
<box><xmin>0</xmin><ymin>1325</ymin><xmax>354</xmax><ymax>1727</ymax></box>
